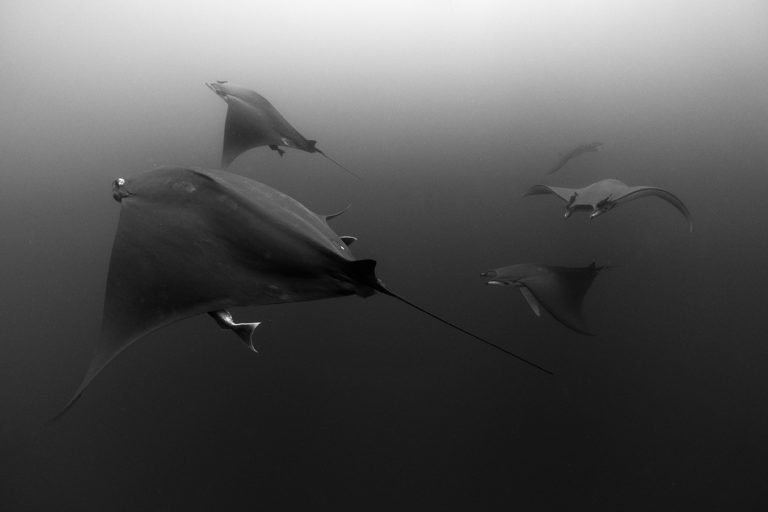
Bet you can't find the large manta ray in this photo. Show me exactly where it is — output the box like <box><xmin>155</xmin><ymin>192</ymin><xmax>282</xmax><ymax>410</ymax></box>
<box><xmin>547</xmin><ymin>142</ymin><xmax>602</xmax><ymax>175</ymax></box>
<box><xmin>524</xmin><ymin>179</ymin><xmax>693</xmax><ymax>231</ymax></box>
<box><xmin>482</xmin><ymin>263</ymin><xmax>605</xmax><ymax>335</ymax></box>
<box><xmin>53</xmin><ymin>166</ymin><xmax>548</xmax><ymax>420</ymax></box>
<box><xmin>206</xmin><ymin>81</ymin><xmax>358</xmax><ymax>178</ymax></box>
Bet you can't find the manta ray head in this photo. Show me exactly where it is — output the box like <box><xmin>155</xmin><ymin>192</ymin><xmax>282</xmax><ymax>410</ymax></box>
<box><xmin>205</xmin><ymin>81</ymin><xmax>230</xmax><ymax>100</ymax></box>
<box><xmin>111</xmin><ymin>177</ymin><xmax>132</xmax><ymax>202</ymax></box>
<box><xmin>482</xmin><ymin>270</ymin><xmax>511</xmax><ymax>286</ymax></box>
<box><xmin>591</xmin><ymin>196</ymin><xmax>615</xmax><ymax>219</ymax></box>
<box><xmin>481</xmin><ymin>270</ymin><xmax>526</xmax><ymax>287</ymax></box>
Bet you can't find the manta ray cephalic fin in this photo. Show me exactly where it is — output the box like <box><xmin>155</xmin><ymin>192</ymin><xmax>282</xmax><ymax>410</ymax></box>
<box><xmin>518</xmin><ymin>286</ymin><xmax>542</xmax><ymax>317</ymax></box>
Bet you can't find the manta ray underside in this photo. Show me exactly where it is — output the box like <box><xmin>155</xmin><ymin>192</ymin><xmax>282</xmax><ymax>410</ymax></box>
<box><xmin>52</xmin><ymin>166</ymin><xmax>548</xmax><ymax>421</ymax></box>
<box><xmin>524</xmin><ymin>178</ymin><xmax>693</xmax><ymax>231</ymax></box>
<box><xmin>483</xmin><ymin>262</ymin><xmax>605</xmax><ymax>334</ymax></box>
<box><xmin>206</xmin><ymin>81</ymin><xmax>358</xmax><ymax>178</ymax></box>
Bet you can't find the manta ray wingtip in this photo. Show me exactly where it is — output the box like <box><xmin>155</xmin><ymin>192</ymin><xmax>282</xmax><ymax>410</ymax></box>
<box><xmin>572</xmin><ymin>324</ymin><xmax>597</xmax><ymax>336</ymax></box>
<box><xmin>45</xmin><ymin>392</ymin><xmax>84</xmax><ymax>426</ymax></box>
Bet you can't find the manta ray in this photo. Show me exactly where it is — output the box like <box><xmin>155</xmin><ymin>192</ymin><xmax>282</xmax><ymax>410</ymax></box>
<box><xmin>206</xmin><ymin>81</ymin><xmax>358</xmax><ymax>178</ymax></box>
<box><xmin>483</xmin><ymin>263</ymin><xmax>605</xmax><ymax>335</ymax></box>
<box><xmin>52</xmin><ymin>166</ymin><xmax>548</xmax><ymax>420</ymax></box>
<box><xmin>547</xmin><ymin>142</ymin><xmax>602</xmax><ymax>175</ymax></box>
<box><xmin>524</xmin><ymin>179</ymin><xmax>693</xmax><ymax>231</ymax></box>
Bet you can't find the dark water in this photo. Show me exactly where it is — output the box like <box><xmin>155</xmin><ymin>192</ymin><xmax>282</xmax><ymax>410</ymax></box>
<box><xmin>2</xmin><ymin>2</ymin><xmax>768</xmax><ymax>510</ymax></box>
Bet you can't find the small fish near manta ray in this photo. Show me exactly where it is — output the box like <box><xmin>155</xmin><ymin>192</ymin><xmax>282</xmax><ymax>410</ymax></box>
<box><xmin>524</xmin><ymin>178</ymin><xmax>693</xmax><ymax>231</ymax></box>
<box><xmin>52</xmin><ymin>166</ymin><xmax>549</xmax><ymax>420</ymax></box>
<box><xmin>482</xmin><ymin>263</ymin><xmax>605</xmax><ymax>335</ymax></box>
<box><xmin>206</xmin><ymin>81</ymin><xmax>359</xmax><ymax>179</ymax></box>
<box><xmin>547</xmin><ymin>141</ymin><xmax>603</xmax><ymax>175</ymax></box>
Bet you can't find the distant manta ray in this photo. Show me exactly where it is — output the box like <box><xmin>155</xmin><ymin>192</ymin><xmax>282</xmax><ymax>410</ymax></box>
<box><xmin>206</xmin><ymin>81</ymin><xmax>359</xmax><ymax>179</ymax></box>
<box><xmin>51</xmin><ymin>166</ymin><xmax>548</xmax><ymax>421</ymax></box>
<box><xmin>524</xmin><ymin>178</ymin><xmax>693</xmax><ymax>231</ymax></box>
<box><xmin>483</xmin><ymin>263</ymin><xmax>604</xmax><ymax>335</ymax></box>
<box><xmin>548</xmin><ymin>142</ymin><xmax>602</xmax><ymax>174</ymax></box>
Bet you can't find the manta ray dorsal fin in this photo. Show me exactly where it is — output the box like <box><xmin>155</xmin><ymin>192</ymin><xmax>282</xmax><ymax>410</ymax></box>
<box><xmin>518</xmin><ymin>286</ymin><xmax>541</xmax><ymax>317</ymax></box>
<box><xmin>617</xmin><ymin>186</ymin><xmax>694</xmax><ymax>232</ymax></box>
<box><xmin>518</xmin><ymin>267</ymin><xmax>600</xmax><ymax>335</ymax></box>
<box><xmin>324</xmin><ymin>204</ymin><xmax>352</xmax><ymax>222</ymax></box>
<box><xmin>339</xmin><ymin>236</ymin><xmax>357</xmax><ymax>246</ymax></box>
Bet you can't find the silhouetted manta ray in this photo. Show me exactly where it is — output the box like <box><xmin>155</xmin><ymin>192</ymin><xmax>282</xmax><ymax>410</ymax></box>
<box><xmin>524</xmin><ymin>179</ymin><xmax>693</xmax><ymax>231</ymax></box>
<box><xmin>51</xmin><ymin>166</ymin><xmax>548</xmax><ymax>421</ymax></box>
<box><xmin>206</xmin><ymin>81</ymin><xmax>359</xmax><ymax>178</ymax></box>
<box><xmin>548</xmin><ymin>142</ymin><xmax>602</xmax><ymax>175</ymax></box>
<box><xmin>483</xmin><ymin>263</ymin><xmax>604</xmax><ymax>335</ymax></box>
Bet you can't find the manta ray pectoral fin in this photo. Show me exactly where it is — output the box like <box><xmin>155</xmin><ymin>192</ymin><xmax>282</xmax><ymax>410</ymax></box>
<box><xmin>523</xmin><ymin>184</ymin><xmax>554</xmax><ymax>198</ymax></box>
<box><xmin>518</xmin><ymin>270</ymin><xmax>600</xmax><ymax>335</ymax></box>
<box><xmin>208</xmin><ymin>311</ymin><xmax>261</xmax><ymax>353</ymax></box>
<box><xmin>618</xmin><ymin>187</ymin><xmax>694</xmax><ymax>232</ymax></box>
<box><xmin>524</xmin><ymin>184</ymin><xmax>574</xmax><ymax>204</ymax></box>
<box><xmin>518</xmin><ymin>286</ymin><xmax>542</xmax><ymax>317</ymax></box>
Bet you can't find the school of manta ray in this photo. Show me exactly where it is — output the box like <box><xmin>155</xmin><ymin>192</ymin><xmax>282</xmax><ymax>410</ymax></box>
<box><xmin>52</xmin><ymin>81</ymin><xmax>693</xmax><ymax>420</ymax></box>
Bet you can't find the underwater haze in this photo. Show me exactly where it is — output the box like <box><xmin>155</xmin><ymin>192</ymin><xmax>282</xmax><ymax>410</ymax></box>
<box><xmin>2</xmin><ymin>1</ymin><xmax>768</xmax><ymax>509</ymax></box>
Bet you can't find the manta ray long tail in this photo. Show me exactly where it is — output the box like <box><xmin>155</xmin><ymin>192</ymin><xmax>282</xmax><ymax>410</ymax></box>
<box><xmin>373</xmin><ymin>284</ymin><xmax>552</xmax><ymax>375</ymax></box>
<box><xmin>316</xmin><ymin>150</ymin><xmax>362</xmax><ymax>181</ymax></box>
